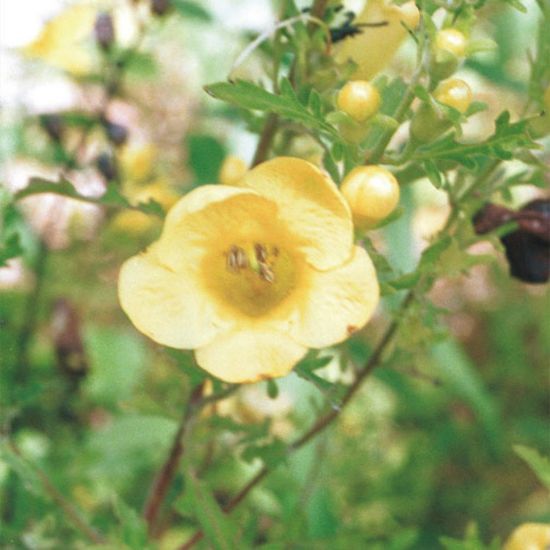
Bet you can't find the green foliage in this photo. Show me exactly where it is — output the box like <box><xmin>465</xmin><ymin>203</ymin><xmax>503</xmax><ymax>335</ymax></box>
<box><xmin>514</xmin><ymin>445</ymin><xmax>550</xmax><ymax>490</ymax></box>
<box><xmin>413</xmin><ymin>112</ymin><xmax>541</xmax><ymax>169</ymax></box>
<box><xmin>2</xmin><ymin>0</ymin><xmax>549</xmax><ymax>548</ymax></box>
<box><xmin>205</xmin><ymin>79</ymin><xmax>340</xmax><ymax>140</ymax></box>
<box><xmin>14</xmin><ymin>178</ymin><xmax>164</xmax><ymax>217</ymax></box>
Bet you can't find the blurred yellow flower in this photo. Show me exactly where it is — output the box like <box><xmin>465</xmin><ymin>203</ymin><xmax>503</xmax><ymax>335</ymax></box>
<box><xmin>120</xmin><ymin>144</ymin><xmax>158</xmax><ymax>184</ymax></box>
<box><xmin>334</xmin><ymin>0</ymin><xmax>420</xmax><ymax>80</ymax></box>
<box><xmin>23</xmin><ymin>4</ymin><xmax>97</xmax><ymax>75</ymax></box>
<box><xmin>118</xmin><ymin>157</ymin><xmax>379</xmax><ymax>383</ymax></box>
<box><xmin>503</xmin><ymin>523</ymin><xmax>550</xmax><ymax>550</ymax></box>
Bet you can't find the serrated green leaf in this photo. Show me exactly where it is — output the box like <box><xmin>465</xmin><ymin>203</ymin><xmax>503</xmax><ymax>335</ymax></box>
<box><xmin>204</xmin><ymin>80</ymin><xmax>338</xmax><ymax>138</ymax></box>
<box><xmin>514</xmin><ymin>445</ymin><xmax>550</xmax><ymax>490</ymax></box>
<box><xmin>413</xmin><ymin>111</ymin><xmax>540</xmax><ymax>168</ymax></box>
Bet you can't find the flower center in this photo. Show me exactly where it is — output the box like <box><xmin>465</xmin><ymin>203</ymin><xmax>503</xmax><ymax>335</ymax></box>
<box><xmin>204</xmin><ymin>241</ymin><xmax>300</xmax><ymax>318</ymax></box>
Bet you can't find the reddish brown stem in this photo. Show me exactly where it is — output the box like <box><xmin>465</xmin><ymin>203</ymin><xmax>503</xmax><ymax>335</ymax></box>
<box><xmin>143</xmin><ymin>384</ymin><xmax>203</xmax><ymax>534</ymax></box>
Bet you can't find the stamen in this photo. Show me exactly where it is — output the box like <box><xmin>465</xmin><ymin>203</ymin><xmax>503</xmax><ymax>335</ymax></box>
<box><xmin>259</xmin><ymin>262</ymin><xmax>275</xmax><ymax>283</ymax></box>
<box><xmin>226</xmin><ymin>245</ymin><xmax>248</xmax><ymax>271</ymax></box>
<box><xmin>254</xmin><ymin>243</ymin><xmax>268</xmax><ymax>262</ymax></box>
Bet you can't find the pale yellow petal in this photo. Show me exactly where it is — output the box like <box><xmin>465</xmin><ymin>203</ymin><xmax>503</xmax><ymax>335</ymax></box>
<box><xmin>157</xmin><ymin>185</ymin><xmax>287</xmax><ymax>272</ymax></box>
<box><xmin>334</xmin><ymin>0</ymin><xmax>420</xmax><ymax>80</ymax></box>
<box><xmin>290</xmin><ymin>246</ymin><xmax>379</xmax><ymax>348</ymax></box>
<box><xmin>118</xmin><ymin>248</ymin><xmax>229</xmax><ymax>349</ymax></box>
<box><xmin>238</xmin><ymin>157</ymin><xmax>353</xmax><ymax>270</ymax></box>
<box><xmin>195</xmin><ymin>329</ymin><xmax>308</xmax><ymax>383</ymax></box>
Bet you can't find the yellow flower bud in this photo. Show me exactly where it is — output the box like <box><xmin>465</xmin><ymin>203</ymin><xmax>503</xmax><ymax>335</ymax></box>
<box><xmin>341</xmin><ymin>166</ymin><xmax>400</xmax><ymax>229</ymax></box>
<box><xmin>434</xmin><ymin>78</ymin><xmax>473</xmax><ymax>114</ymax></box>
<box><xmin>219</xmin><ymin>155</ymin><xmax>248</xmax><ymax>185</ymax></box>
<box><xmin>337</xmin><ymin>81</ymin><xmax>381</xmax><ymax>122</ymax></box>
<box><xmin>503</xmin><ymin>523</ymin><xmax>550</xmax><ymax>550</ymax></box>
<box><xmin>435</xmin><ymin>29</ymin><xmax>467</xmax><ymax>58</ymax></box>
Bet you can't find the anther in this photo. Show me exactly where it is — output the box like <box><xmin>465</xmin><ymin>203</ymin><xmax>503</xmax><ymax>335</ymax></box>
<box><xmin>259</xmin><ymin>263</ymin><xmax>275</xmax><ymax>283</ymax></box>
<box><xmin>226</xmin><ymin>246</ymin><xmax>248</xmax><ymax>272</ymax></box>
<box><xmin>254</xmin><ymin>243</ymin><xmax>268</xmax><ymax>262</ymax></box>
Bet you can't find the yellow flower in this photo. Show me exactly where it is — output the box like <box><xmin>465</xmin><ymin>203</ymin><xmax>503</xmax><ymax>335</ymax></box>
<box><xmin>503</xmin><ymin>523</ymin><xmax>550</xmax><ymax>550</ymax></box>
<box><xmin>334</xmin><ymin>0</ymin><xmax>420</xmax><ymax>80</ymax></box>
<box><xmin>120</xmin><ymin>144</ymin><xmax>158</xmax><ymax>183</ymax></box>
<box><xmin>118</xmin><ymin>157</ymin><xmax>379</xmax><ymax>383</ymax></box>
<box><xmin>23</xmin><ymin>4</ymin><xmax>97</xmax><ymax>75</ymax></box>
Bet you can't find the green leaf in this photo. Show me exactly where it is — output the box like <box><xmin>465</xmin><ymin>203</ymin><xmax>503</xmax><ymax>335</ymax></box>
<box><xmin>187</xmin><ymin>476</ymin><xmax>239</xmax><ymax>550</ymax></box>
<box><xmin>432</xmin><ymin>341</ymin><xmax>502</xmax><ymax>453</ymax></box>
<box><xmin>186</xmin><ymin>134</ymin><xmax>226</xmax><ymax>184</ymax></box>
<box><xmin>172</xmin><ymin>0</ymin><xmax>212</xmax><ymax>21</ymax></box>
<box><xmin>514</xmin><ymin>445</ymin><xmax>550</xmax><ymax>490</ymax></box>
<box><xmin>440</xmin><ymin>523</ymin><xmax>500</xmax><ymax>550</ymax></box>
<box><xmin>14</xmin><ymin>177</ymin><xmax>164</xmax><ymax>217</ymax></box>
<box><xmin>87</xmin><ymin>415</ymin><xmax>177</xmax><ymax>479</ymax></box>
<box><xmin>419</xmin><ymin>236</ymin><xmax>452</xmax><ymax>270</ymax></box>
<box><xmin>423</xmin><ymin>160</ymin><xmax>444</xmax><ymax>189</ymax></box>
<box><xmin>0</xmin><ymin>233</ymin><xmax>23</xmax><ymax>267</ymax></box>
<box><xmin>414</xmin><ymin>112</ymin><xmax>540</xmax><ymax>168</ymax></box>
<box><xmin>503</xmin><ymin>0</ymin><xmax>527</xmax><ymax>12</ymax></box>
<box><xmin>241</xmin><ymin>438</ymin><xmax>288</xmax><ymax>468</ymax></box>
<box><xmin>204</xmin><ymin>80</ymin><xmax>338</xmax><ymax>138</ymax></box>
<box><xmin>267</xmin><ymin>379</ymin><xmax>279</xmax><ymax>399</ymax></box>
<box><xmin>123</xmin><ymin>51</ymin><xmax>157</xmax><ymax>79</ymax></box>
<box><xmin>83</xmin><ymin>326</ymin><xmax>148</xmax><ymax>406</ymax></box>
<box><xmin>114</xmin><ymin>498</ymin><xmax>150</xmax><ymax>550</ymax></box>
<box><xmin>0</xmin><ymin>441</ymin><xmax>44</xmax><ymax>497</ymax></box>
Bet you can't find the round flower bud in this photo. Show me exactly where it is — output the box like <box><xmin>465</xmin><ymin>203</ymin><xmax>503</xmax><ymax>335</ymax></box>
<box><xmin>337</xmin><ymin>81</ymin><xmax>381</xmax><ymax>122</ymax></box>
<box><xmin>434</xmin><ymin>78</ymin><xmax>473</xmax><ymax>114</ymax></box>
<box><xmin>151</xmin><ymin>0</ymin><xmax>171</xmax><ymax>16</ymax></box>
<box><xmin>503</xmin><ymin>523</ymin><xmax>550</xmax><ymax>550</ymax></box>
<box><xmin>219</xmin><ymin>155</ymin><xmax>248</xmax><ymax>185</ymax></box>
<box><xmin>435</xmin><ymin>29</ymin><xmax>467</xmax><ymax>58</ymax></box>
<box><xmin>341</xmin><ymin>166</ymin><xmax>400</xmax><ymax>228</ymax></box>
<box><xmin>94</xmin><ymin>12</ymin><xmax>114</xmax><ymax>50</ymax></box>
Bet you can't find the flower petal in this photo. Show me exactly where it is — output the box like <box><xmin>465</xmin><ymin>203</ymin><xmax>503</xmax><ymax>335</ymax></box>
<box><xmin>334</xmin><ymin>0</ymin><xmax>420</xmax><ymax>80</ymax></box>
<box><xmin>195</xmin><ymin>329</ymin><xmax>308</xmax><ymax>383</ymax></box>
<box><xmin>157</xmin><ymin>184</ymin><xmax>285</xmax><ymax>272</ymax></box>
<box><xmin>290</xmin><ymin>246</ymin><xmax>379</xmax><ymax>348</ymax></box>
<box><xmin>238</xmin><ymin>157</ymin><xmax>353</xmax><ymax>270</ymax></box>
<box><xmin>118</xmin><ymin>247</ymin><xmax>229</xmax><ymax>349</ymax></box>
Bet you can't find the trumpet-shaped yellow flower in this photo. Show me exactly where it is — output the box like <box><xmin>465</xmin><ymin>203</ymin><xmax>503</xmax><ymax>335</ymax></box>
<box><xmin>23</xmin><ymin>4</ymin><xmax>97</xmax><ymax>75</ymax></box>
<box><xmin>118</xmin><ymin>157</ymin><xmax>379</xmax><ymax>383</ymax></box>
<box><xmin>334</xmin><ymin>0</ymin><xmax>420</xmax><ymax>80</ymax></box>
